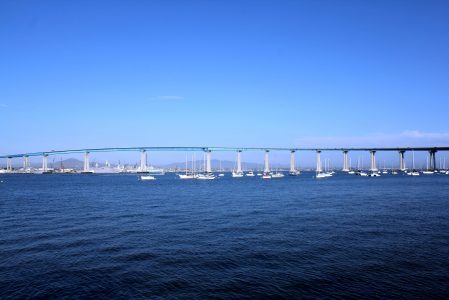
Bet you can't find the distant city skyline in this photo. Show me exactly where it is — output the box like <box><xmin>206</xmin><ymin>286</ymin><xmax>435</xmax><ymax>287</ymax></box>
<box><xmin>1</xmin><ymin>1</ymin><xmax>449</xmax><ymax>163</ymax></box>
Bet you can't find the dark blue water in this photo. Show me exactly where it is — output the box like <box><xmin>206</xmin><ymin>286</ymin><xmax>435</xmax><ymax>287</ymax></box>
<box><xmin>1</xmin><ymin>173</ymin><xmax>449</xmax><ymax>299</ymax></box>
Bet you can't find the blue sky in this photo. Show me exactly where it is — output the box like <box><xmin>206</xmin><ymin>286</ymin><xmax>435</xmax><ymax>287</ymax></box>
<box><xmin>1</xmin><ymin>0</ymin><xmax>449</xmax><ymax>165</ymax></box>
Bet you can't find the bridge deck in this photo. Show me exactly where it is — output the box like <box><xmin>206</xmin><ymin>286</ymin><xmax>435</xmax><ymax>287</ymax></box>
<box><xmin>1</xmin><ymin>146</ymin><xmax>449</xmax><ymax>158</ymax></box>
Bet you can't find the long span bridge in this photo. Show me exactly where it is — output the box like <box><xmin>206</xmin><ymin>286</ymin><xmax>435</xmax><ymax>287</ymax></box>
<box><xmin>2</xmin><ymin>146</ymin><xmax>449</xmax><ymax>173</ymax></box>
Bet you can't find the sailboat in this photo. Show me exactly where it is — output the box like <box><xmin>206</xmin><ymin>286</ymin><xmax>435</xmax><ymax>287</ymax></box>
<box><xmin>262</xmin><ymin>173</ymin><xmax>272</xmax><ymax>179</ymax></box>
<box><xmin>232</xmin><ymin>160</ymin><xmax>244</xmax><ymax>177</ymax></box>
<box><xmin>271</xmin><ymin>169</ymin><xmax>285</xmax><ymax>178</ymax></box>
<box><xmin>391</xmin><ymin>162</ymin><xmax>398</xmax><ymax>175</ymax></box>
<box><xmin>407</xmin><ymin>151</ymin><xmax>420</xmax><ymax>176</ymax></box>
<box><xmin>323</xmin><ymin>159</ymin><xmax>333</xmax><ymax>177</ymax></box>
<box><xmin>218</xmin><ymin>160</ymin><xmax>225</xmax><ymax>177</ymax></box>
<box><xmin>196</xmin><ymin>153</ymin><xmax>216</xmax><ymax>180</ymax></box>
<box><xmin>178</xmin><ymin>154</ymin><xmax>195</xmax><ymax>179</ymax></box>
<box><xmin>422</xmin><ymin>155</ymin><xmax>433</xmax><ymax>174</ymax></box>
<box><xmin>348</xmin><ymin>158</ymin><xmax>355</xmax><ymax>174</ymax></box>
<box><xmin>316</xmin><ymin>157</ymin><xmax>327</xmax><ymax>178</ymax></box>
<box><xmin>232</xmin><ymin>171</ymin><xmax>244</xmax><ymax>177</ymax></box>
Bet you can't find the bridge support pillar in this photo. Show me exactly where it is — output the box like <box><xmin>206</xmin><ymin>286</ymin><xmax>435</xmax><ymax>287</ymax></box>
<box><xmin>140</xmin><ymin>149</ymin><xmax>147</xmax><ymax>172</ymax></box>
<box><xmin>290</xmin><ymin>150</ymin><xmax>297</xmax><ymax>174</ymax></box>
<box><xmin>6</xmin><ymin>157</ymin><xmax>12</xmax><ymax>172</ymax></box>
<box><xmin>264</xmin><ymin>150</ymin><xmax>270</xmax><ymax>174</ymax></box>
<box><xmin>236</xmin><ymin>150</ymin><xmax>242</xmax><ymax>174</ymax></box>
<box><xmin>429</xmin><ymin>150</ymin><xmax>437</xmax><ymax>171</ymax></box>
<box><xmin>342</xmin><ymin>150</ymin><xmax>349</xmax><ymax>172</ymax></box>
<box><xmin>206</xmin><ymin>150</ymin><xmax>212</xmax><ymax>173</ymax></box>
<box><xmin>399</xmin><ymin>151</ymin><xmax>406</xmax><ymax>171</ymax></box>
<box><xmin>23</xmin><ymin>156</ymin><xmax>30</xmax><ymax>172</ymax></box>
<box><xmin>370</xmin><ymin>150</ymin><xmax>377</xmax><ymax>172</ymax></box>
<box><xmin>83</xmin><ymin>152</ymin><xmax>90</xmax><ymax>173</ymax></box>
<box><xmin>42</xmin><ymin>155</ymin><xmax>48</xmax><ymax>172</ymax></box>
<box><xmin>316</xmin><ymin>150</ymin><xmax>322</xmax><ymax>172</ymax></box>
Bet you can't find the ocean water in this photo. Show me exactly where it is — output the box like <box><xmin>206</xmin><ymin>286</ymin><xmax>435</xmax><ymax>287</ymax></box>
<box><xmin>1</xmin><ymin>172</ymin><xmax>449</xmax><ymax>299</ymax></box>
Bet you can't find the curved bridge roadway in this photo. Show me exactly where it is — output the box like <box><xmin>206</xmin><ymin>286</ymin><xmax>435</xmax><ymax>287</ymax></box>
<box><xmin>2</xmin><ymin>146</ymin><xmax>449</xmax><ymax>173</ymax></box>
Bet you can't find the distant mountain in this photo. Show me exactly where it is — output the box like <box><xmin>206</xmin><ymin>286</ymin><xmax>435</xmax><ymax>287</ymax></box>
<box><xmin>18</xmin><ymin>158</ymin><xmax>290</xmax><ymax>170</ymax></box>
<box><xmin>159</xmin><ymin>159</ymin><xmax>288</xmax><ymax>170</ymax></box>
<box><xmin>48</xmin><ymin>158</ymin><xmax>84</xmax><ymax>169</ymax></box>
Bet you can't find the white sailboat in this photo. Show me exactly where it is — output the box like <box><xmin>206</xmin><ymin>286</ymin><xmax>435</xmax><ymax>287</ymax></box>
<box><xmin>422</xmin><ymin>155</ymin><xmax>433</xmax><ymax>174</ymax></box>
<box><xmin>407</xmin><ymin>151</ymin><xmax>420</xmax><ymax>176</ymax></box>
<box><xmin>196</xmin><ymin>152</ymin><xmax>216</xmax><ymax>180</ymax></box>
<box><xmin>271</xmin><ymin>169</ymin><xmax>285</xmax><ymax>178</ymax></box>
<box><xmin>316</xmin><ymin>172</ymin><xmax>327</xmax><ymax>178</ymax></box>
<box><xmin>323</xmin><ymin>159</ymin><xmax>333</xmax><ymax>177</ymax></box>
<box><xmin>316</xmin><ymin>156</ymin><xmax>327</xmax><ymax>178</ymax></box>
<box><xmin>262</xmin><ymin>173</ymin><xmax>272</xmax><ymax>179</ymax></box>
<box><xmin>218</xmin><ymin>160</ymin><xmax>225</xmax><ymax>177</ymax></box>
<box><xmin>178</xmin><ymin>155</ymin><xmax>195</xmax><ymax>179</ymax></box>
<box><xmin>348</xmin><ymin>158</ymin><xmax>355</xmax><ymax>174</ymax></box>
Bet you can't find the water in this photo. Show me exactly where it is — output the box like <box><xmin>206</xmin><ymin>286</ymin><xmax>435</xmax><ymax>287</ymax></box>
<box><xmin>1</xmin><ymin>173</ymin><xmax>449</xmax><ymax>299</ymax></box>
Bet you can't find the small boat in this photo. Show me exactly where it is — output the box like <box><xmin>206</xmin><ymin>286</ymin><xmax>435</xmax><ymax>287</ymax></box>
<box><xmin>232</xmin><ymin>171</ymin><xmax>244</xmax><ymax>178</ymax></box>
<box><xmin>262</xmin><ymin>172</ymin><xmax>271</xmax><ymax>179</ymax></box>
<box><xmin>422</xmin><ymin>170</ymin><xmax>433</xmax><ymax>175</ymax></box>
<box><xmin>218</xmin><ymin>173</ymin><xmax>225</xmax><ymax>177</ymax></box>
<box><xmin>407</xmin><ymin>171</ymin><xmax>420</xmax><ymax>176</ymax></box>
<box><xmin>392</xmin><ymin>170</ymin><xmax>398</xmax><ymax>175</ymax></box>
<box><xmin>368</xmin><ymin>172</ymin><xmax>381</xmax><ymax>177</ymax></box>
<box><xmin>140</xmin><ymin>175</ymin><xmax>156</xmax><ymax>180</ymax></box>
<box><xmin>196</xmin><ymin>173</ymin><xmax>216</xmax><ymax>180</ymax></box>
<box><xmin>246</xmin><ymin>171</ymin><xmax>255</xmax><ymax>177</ymax></box>
<box><xmin>348</xmin><ymin>170</ymin><xmax>355</xmax><ymax>174</ymax></box>
<box><xmin>271</xmin><ymin>172</ymin><xmax>285</xmax><ymax>178</ymax></box>
<box><xmin>256</xmin><ymin>173</ymin><xmax>262</xmax><ymax>176</ymax></box>
<box><xmin>178</xmin><ymin>174</ymin><xmax>195</xmax><ymax>179</ymax></box>
<box><xmin>316</xmin><ymin>172</ymin><xmax>327</xmax><ymax>178</ymax></box>
<box><xmin>289</xmin><ymin>170</ymin><xmax>300</xmax><ymax>176</ymax></box>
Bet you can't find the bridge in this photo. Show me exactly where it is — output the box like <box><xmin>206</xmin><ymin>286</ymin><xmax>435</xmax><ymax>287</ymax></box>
<box><xmin>1</xmin><ymin>146</ymin><xmax>449</xmax><ymax>173</ymax></box>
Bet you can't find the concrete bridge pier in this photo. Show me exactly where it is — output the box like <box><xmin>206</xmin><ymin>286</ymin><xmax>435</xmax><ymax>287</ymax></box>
<box><xmin>42</xmin><ymin>155</ymin><xmax>48</xmax><ymax>173</ymax></box>
<box><xmin>429</xmin><ymin>150</ymin><xmax>437</xmax><ymax>171</ymax></box>
<box><xmin>370</xmin><ymin>150</ymin><xmax>377</xmax><ymax>172</ymax></box>
<box><xmin>83</xmin><ymin>152</ymin><xmax>90</xmax><ymax>173</ymax></box>
<box><xmin>206</xmin><ymin>150</ymin><xmax>212</xmax><ymax>173</ymax></box>
<box><xmin>236</xmin><ymin>150</ymin><xmax>242</xmax><ymax>174</ymax></box>
<box><xmin>342</xmin><ymin>150</ymin><xmax>349</xmax><ymax>172</ymax></box>
<box><xmin>6</xmin><ymin>157</ymin><xmax>12</xmax><ymax>172</ymax></box>
<box><xmin>289</xmin><ymin>150</ymin><xmax>299</xmax><ymax>175</ymax></box>
<box><xmin>264</xmin><ymin>150</ymin><xmax>270</xmax><ymax>174</ymax></box>
<box><xmin>316</xmin><ymin>150</ymin><xmax>322</xmax><ymax>173</ymax></box>
<box><xmin>139</xmin><ymin>149</ymin><xmax>147</xmax><ymax>173</ymax></box>
<box><xmin>399</xmin><ymin>151</ymin><xmax>406</xmax><ymax>171</ymax></box>
<box><xmin>23</xmin><ymin>156</ymin><xmax>30</xmax><ymax>172</ymax></box>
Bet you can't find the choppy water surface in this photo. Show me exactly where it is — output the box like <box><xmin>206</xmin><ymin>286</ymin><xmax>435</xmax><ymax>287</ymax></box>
<box><xmin>1</xmin><ymin>173</ymin><xmax>449</xmax><ymax>299</ymax></box>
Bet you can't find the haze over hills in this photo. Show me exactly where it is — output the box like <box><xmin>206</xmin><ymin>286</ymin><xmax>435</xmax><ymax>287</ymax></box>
<box><xmin>19</xmin><ymin>158</ymin><xmax>293</xmax><ymax>170</ymax></box>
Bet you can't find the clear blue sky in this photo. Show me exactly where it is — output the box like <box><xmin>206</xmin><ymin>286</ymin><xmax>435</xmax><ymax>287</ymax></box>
<box><xmin>1</xmin><ymin>0</ymin><xmax>449</xmax><ymax>165</ymax></box>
